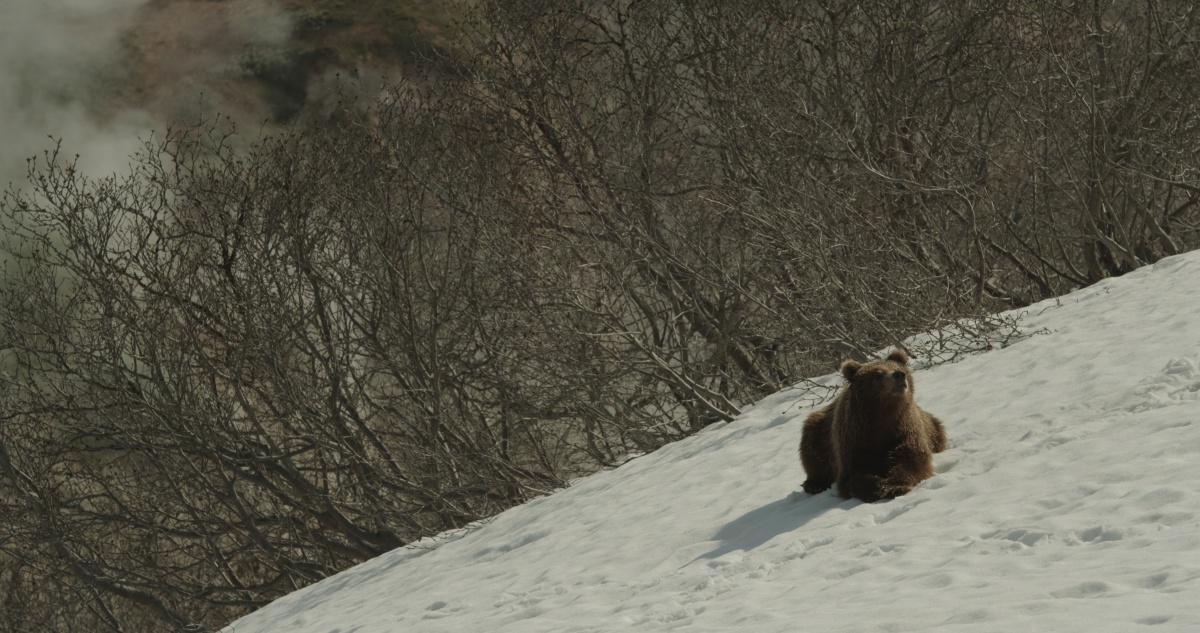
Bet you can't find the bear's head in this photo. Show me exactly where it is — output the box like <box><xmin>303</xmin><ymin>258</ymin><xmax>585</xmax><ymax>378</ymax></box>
<box><xmin>839</xmin><ymin>349</ymin><xmax>913</xmax><ymax>401</ymax></box>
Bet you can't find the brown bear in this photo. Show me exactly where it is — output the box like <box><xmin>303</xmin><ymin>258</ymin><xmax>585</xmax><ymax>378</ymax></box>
<box><xmin>799</xmin><ymin>349</ymin><xmax>948</xmax><ymax>502</ymax></box>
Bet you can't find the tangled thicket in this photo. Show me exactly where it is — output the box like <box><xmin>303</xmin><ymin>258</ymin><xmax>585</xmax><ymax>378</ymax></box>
<box><xmin>3</xmin><ymin>1</ymin><xmax>1200</xmax><ymax>630</ymax></box>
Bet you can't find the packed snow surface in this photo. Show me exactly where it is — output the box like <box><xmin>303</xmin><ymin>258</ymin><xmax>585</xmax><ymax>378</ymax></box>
<box><xmin>227</xmin><ymin>252</ymin><xmax>1200</xmax><ymax>632</ymax></box>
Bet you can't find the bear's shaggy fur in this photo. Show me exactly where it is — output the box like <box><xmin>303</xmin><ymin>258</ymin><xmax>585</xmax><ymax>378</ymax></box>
<box><xmin>799</xmin><ymin>350</ymin><xmax>948</xmax><ymax>502</ymax></box>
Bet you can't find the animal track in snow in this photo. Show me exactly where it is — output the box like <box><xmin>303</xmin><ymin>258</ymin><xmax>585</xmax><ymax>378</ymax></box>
<box><xmin>1137</xmin><ymin>572</ymin><xmax>1170</xmax><ymax>590</ymax></box>
<box><xmin>982</xmin><ymin>527</ymin><xmax>1054</xmax><ymax>548</ymax></box>
<box><xmin>422</xmin><ymin>600</ymin><xmax>467</xmax><ymax>620</ymax></box>
<box><xmin>1050</xmin><ymin>581</ymin><xmax>1113</xmax><ymax>599</ymax></box>
<box><xmin>472</xmin><ymin>529</ymin><xmax>551</xmax><ymax>562</ymax></box>
<box><xmin>1073</xmin><ymin>526</ymin><xmax>1126</xmax><ymax>544</ymax></box>
<box><xmin>978</xmin><ymin>525</ymin><xmax>1132</xmax><ymax>550</ymax></box>
<box><xmin>860</xmin><ymin>543</ymin><xmax>906</xmax><ymax>557</ymax></box>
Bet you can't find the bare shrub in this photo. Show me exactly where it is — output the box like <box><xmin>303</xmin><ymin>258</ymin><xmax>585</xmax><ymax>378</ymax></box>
<box><xmin>0</xmin><ymin>90</ymin><xmax>575</xmax><ymax>630</ymax></box>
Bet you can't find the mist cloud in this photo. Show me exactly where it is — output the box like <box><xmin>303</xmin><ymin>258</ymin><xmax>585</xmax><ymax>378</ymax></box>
<box><xmin>0</xmin><ymin>0</ymin><xmax>159</xmax><ymax>188</ymax></box>
<box><xmin>0</xmin><ymin>0</ymin><xmax>298</xmax><ymax>190</ymax></box>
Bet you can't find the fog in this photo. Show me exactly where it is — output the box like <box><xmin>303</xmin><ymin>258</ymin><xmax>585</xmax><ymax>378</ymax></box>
<box><xmin>0</xmin><ymin>0</ymin><xmax>297</xmax><ymax>190</ymax></box>
<box><xmin>0</xmin><ymin>0</ymin><xmax>157</xmax><ymax>188</ymax></box>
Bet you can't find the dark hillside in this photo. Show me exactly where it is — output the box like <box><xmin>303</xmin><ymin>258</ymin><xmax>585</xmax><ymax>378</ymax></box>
<box><xmin>113</xmin><ymin>0</ymin><xmax>457</xmax><ymax>126</ymax></box>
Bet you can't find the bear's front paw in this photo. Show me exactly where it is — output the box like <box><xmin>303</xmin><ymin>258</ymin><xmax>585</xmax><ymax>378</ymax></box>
<box><xmin>802</xmin><ymin>478</ymin><xmax>832</xmax><ymax>495</ymax></box>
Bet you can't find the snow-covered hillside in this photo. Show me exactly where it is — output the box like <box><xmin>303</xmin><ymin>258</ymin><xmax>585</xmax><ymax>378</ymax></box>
<box><xmin>226</xmin><ymin>251</ymin><xmax>1200</xmax><ymax>633</ymax></box>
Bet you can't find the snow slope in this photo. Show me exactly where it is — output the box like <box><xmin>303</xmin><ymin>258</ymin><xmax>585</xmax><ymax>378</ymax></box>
<box><xmin>226</xmin><ymin>251</ymin><xmax>1200</xmax><ymax>633</ymax></box>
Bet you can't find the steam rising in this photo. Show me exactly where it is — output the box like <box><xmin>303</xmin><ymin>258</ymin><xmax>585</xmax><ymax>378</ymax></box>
<box><xmin>0</xmin><ymin>0</ymin><xmax>156</xmax><ymax>187</ymax></box>
<box><xmin>0</xmin><ymin>0</ymin><xmax>297</xmax><ymax>189</ymax></box>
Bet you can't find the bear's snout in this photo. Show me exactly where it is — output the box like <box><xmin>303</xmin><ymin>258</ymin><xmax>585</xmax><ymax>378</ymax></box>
<box><xmin>890</xmin><ymin>370</ymin><xmax>908</xmax><ymax>393</ymax></box>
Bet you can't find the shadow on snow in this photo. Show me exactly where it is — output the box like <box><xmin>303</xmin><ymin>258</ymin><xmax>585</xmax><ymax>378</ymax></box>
<box><xmin>695</xmin><ymin>490</ymin><xmax>848</xmax><ymax>561</ymax></box>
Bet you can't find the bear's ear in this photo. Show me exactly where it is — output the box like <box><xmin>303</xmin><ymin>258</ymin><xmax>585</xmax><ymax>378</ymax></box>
<box><xmin>887</xmin><ymin>349</ymin><xmax>909</xmax><ymax>365</ymax></box>
<box><xmin>840</xmin><ymin>360</ymin><xmax>862</xmax><ymax>381</ymax></box>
